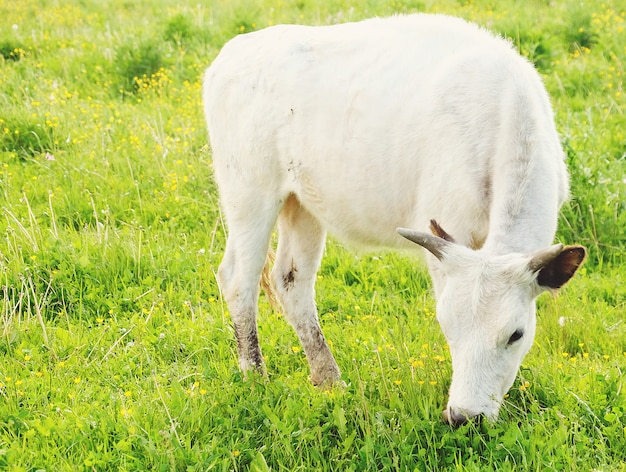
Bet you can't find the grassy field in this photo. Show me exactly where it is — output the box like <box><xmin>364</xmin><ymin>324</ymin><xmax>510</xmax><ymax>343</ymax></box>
<box><xmin>0</xmin><ymin>0</ymin><xmax>625</xmax><ymax>470</ymax></box>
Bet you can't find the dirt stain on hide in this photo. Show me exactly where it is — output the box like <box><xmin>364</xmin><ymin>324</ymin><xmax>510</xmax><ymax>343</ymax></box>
<box><xmin>234</xmin><ymin>323</ymin><xmax>263</xmax><ymax>368</ymax></box>
<box><xmin>283</xmin><ymin>264</ymin><xmax>297</xmax><ymax>290</ymax></box>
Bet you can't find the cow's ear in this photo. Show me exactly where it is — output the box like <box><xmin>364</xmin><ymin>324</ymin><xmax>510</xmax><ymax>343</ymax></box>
<box><xmin>428</xmin><ymin>219</ymin><xmax>456</xmax><ymax>243</ymax></box>
<box><xmin>530</xmin><ymin>245</ymin><xmax>587</xmax><ymax>289</ymax></box>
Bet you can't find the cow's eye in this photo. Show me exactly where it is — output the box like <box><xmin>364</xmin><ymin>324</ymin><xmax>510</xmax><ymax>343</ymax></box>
<box><xmin>507</xmin><ymin>329</ymin><xmax>524</xmax><ymax>345</ymax></box>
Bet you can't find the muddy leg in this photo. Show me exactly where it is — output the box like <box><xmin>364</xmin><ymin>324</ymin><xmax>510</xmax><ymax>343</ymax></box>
<box><xmin>217</xmin><ymin>199</ymin><xmax>279</xmax><ymax>377</ymax></box>
<box><xmin>272</xmin><ymin>195</ymin><xmax>341</xmax><ymax>386</ymax></box>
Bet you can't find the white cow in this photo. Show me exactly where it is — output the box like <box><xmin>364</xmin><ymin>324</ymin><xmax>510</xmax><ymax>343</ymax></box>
<box><xmin>203</xmin><ymin>14</ymin><xmax>586</xmax><ymax>425</ymax></box>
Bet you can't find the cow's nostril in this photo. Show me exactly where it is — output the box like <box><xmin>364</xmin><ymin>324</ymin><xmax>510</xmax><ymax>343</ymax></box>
<box><xmin>443</xmin><ymin>407</ymin><xmax>479</xmax><ymax>427</ymax></box>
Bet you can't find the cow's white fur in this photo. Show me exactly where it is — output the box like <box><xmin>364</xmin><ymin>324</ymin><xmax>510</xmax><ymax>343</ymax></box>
<box><xmin>203</xmin><ymin>14</ymin><xmax>585</xmax><ymax>424</ymax></box>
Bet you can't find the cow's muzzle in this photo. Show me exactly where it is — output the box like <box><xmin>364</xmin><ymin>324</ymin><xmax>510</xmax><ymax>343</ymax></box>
<box><xmin>442</xmin><ymin>407</ymin><xmax>483</xmax><ymax>427</ymax></box>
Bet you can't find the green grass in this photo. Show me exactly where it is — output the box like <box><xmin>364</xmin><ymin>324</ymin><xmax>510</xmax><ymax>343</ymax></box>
<box><xmin>0</xmin><ymin>0</ymin><xmax>624</xmax><ymax>470</ymax></box>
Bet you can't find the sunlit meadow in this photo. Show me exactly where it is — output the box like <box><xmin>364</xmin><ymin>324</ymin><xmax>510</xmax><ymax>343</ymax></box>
<box><xmin>0</xmin><ymin>0</ymin><xmax>624</xmax><ymax>470</ymax></box>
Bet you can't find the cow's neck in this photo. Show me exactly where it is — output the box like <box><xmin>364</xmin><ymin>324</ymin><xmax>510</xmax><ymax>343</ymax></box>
<box><xmin>481</xmin><ymin>156</ymin><xmax>562</xmax><ymax>256</ymax></box>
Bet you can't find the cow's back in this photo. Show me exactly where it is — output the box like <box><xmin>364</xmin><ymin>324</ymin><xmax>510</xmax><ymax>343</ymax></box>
<box><xmin>203</xmin><ymin>14</ymin><xmax>568</xmax><ymax>252</ymax></box>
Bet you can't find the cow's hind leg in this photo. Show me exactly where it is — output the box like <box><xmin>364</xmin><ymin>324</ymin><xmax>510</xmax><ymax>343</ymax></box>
<box><xmin>272</xmin><ymin>195</ymin><xmax>341</xmax><ymax>386</ymax></box>
<box><xmin>217</xmin><ymin>194</ymin><xmax>280</xmax><ymax>377</ymax></box>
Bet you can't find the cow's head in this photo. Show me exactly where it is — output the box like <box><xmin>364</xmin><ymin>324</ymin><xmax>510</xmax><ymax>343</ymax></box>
<box><xmin>398</xmin><ymin>221</ymin><xmax>586</xmax><ymax>426</ymax></box>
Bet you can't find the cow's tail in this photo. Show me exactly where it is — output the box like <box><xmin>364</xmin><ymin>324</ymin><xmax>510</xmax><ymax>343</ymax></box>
<box><xmin>260</xmin><ymin>249</ymin><xmax>281</xmax><ymax>311</ymax></box>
